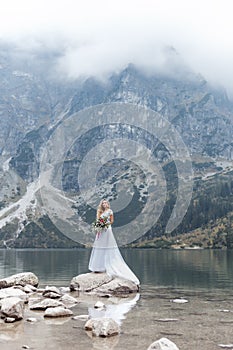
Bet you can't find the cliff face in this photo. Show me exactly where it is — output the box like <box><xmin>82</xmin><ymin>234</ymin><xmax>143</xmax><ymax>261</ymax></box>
<box><xmin>0</xmin><ymin>45</ymin><xmax>233</xmax><ymax>248</ymax></box>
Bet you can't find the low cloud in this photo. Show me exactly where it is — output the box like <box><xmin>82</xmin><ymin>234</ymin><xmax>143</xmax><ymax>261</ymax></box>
<box><xmin>1</xmin><ymin>0</ymin><xmax>233</xmax><ymax>97</ymax></box>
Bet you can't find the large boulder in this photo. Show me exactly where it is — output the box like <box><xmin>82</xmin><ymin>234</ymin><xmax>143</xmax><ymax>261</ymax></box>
<box><xmin>0</xmin><ymin>297</ymin><xmax>24</xmax><ymax>320</ymax></box>
<box><xmin>70</xmin><ymin>272</ymin><xmax>138</xmax><ymax>295</ymax></box>
<box><xmin>70</xmin><ymin>272</ymin><xmax>113</xmax><ymax>292</ymax></box>
<box><xmin>85</xmin><ymin>317</ymin><xmax>120</xmax><ymax>337</ymax></box>
<box><xmin>0</xmin><ymin>272</ymin><xmax>39</xmax><ymax>289</ymax></box>
<box><xmin>94</xmin><ymin>277</ymin><xmax>138</xmax><ymax>295</ymax></box>
<box><xmin>147</xmin><ymin>338</ymin><xmax>179</xmax><ymax>350</ymax></box>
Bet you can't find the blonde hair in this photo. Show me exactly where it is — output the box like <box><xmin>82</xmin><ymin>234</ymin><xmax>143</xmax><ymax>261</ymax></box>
<box><xmin>97</xmin><ymin>199</ymin><xmax>110</xmax><ymax>218</ymax></box>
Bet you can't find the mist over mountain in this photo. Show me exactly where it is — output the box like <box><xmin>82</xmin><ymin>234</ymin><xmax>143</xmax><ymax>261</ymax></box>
<box><xmin>0</xmin><ymin>44</ymin><xmax>233</xmax><ymax>249</ymax></box>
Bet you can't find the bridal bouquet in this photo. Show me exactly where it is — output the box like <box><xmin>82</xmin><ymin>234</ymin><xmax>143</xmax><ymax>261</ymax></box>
<box><xmin>92</xmin><ymin>217</ymin><xmax>110</xmax><ymax>233</ymax></box>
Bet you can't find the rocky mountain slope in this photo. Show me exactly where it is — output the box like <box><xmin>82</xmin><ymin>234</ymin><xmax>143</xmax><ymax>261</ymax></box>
<box><xmin>0</xmin><ymin>44</ymin><xmax>233</xmax><ymax>248</ymax></box>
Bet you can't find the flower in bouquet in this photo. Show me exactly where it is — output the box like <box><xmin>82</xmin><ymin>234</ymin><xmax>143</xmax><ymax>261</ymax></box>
<box><xmin>92</xmin><ymin>217</ymin><xmax>110</xmax><ymax>235</ymax></box>
<box><xmin>92</xmin><ymin>217</ymin><xmax>110</xmax><ymax>240</ymax></box>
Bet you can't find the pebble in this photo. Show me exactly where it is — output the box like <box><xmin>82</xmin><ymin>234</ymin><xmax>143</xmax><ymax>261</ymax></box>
<box><xmin>72</xmin><ymin>315</ymin><xmax>89</xmax><ymax>321</ymax></box>
<box><xmin>26</xmin><ymin>317</ymin><xmax>37</xmax><ymax>323</ymax></box>
<box><xmin>218</xmin><ymin>345</ymin><xmax>233</xmax><ymax>349</ymax></box>
<box><xmin>94</xmin><ymin>301</ymin><xmax>105</xmax><ymax>309</ymax></box>
<box><xmin>5</xmin><ymin>317</ymin><xmax>16</xmax><ymax>323</ymax></box>
<box><xmin>171</xmin><ymin>298</ymin><xmax>188</xmax><ymax>304</ymax></box>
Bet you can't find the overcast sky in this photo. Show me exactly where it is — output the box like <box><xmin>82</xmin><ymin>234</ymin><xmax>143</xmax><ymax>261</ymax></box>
<box><xmin>1</xmin><ymin>0</ymin><xmax>233</xmax><ymax>96</ymax></box>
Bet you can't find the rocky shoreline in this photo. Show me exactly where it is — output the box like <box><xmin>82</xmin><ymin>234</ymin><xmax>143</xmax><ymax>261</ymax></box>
<box><xmin>0</xmin><ymin>272</ymin><xmax>179</xmax><ymax>349</ymax></box>
<box><xmin>1</xmin><ymin>272</ymin><xmax>233</xmax><ymax>350</ymax></box>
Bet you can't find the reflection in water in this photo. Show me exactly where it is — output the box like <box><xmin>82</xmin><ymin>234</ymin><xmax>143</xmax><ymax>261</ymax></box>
<box><xmin>85</xmin><ymin>330</ymin><xmax>120</xmax><ymax>350</ymax></box>
<box><xmin>87</xmin><ymin>294</ymin><xmax>140</xmax><ymax>350</ymax></box>
<box><xmin>1</xmin><ymin>249</ymin><xmax>233</xmax><ymax>290</ymax></box>
<box><xmin>88</xmin><ymin>293</ymin><xmax>140</xmax><ymax>325</ymax></box>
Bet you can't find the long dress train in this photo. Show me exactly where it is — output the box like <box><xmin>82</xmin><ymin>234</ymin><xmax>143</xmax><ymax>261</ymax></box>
<box><xmin>88</xmin><ymin>209</ymin><xmax>140</xmax><ymax>285</ymax></box>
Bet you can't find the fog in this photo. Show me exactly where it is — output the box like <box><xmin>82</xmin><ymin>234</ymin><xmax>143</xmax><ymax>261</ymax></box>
<box><xmin>1</xmin><ymin>0</ymin><xmax>233</xmax><ymax>96</ymax></box>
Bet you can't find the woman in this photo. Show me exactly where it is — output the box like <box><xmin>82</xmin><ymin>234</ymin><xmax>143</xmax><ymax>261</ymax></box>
<box><xmin>88</xmin><ymin>199</ymin><xmax>140</xmax><ymax>285</ymax></box>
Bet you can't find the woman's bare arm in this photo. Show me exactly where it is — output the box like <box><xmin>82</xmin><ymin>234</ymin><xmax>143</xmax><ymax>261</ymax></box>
<box><xmin>110</xmin><ymin>213</ymin><xmax>114</xmax><ymax>225</ymax></box>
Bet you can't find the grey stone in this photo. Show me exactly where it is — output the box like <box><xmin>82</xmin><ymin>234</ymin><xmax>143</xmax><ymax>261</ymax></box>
<box><xmin>94</xmin><ymin>301</ymin><xmax>105</xmax><ymax>309</ymax></box>
<box><xmin>59</xmin><ymin>294</ymin><xmax>78</xmax><ymax>307</ymax></box>
<box><xmin>29</xmin><ymin>299</ymin><xmax>64</xmax><ymax>310</ymax></box>
<box><xmin>94</xmin><ymin>277</ymin><xmax>138</xmax><ymax>295</ymax></box>
<box><xmin>42</xmin><ymin>291</ymin><xmax>61</xmax><ymax>299</ymax></box>
<box><xmin>171</xmin><ymin>298</ymin><xmax>188</xmax><ymax>304</ymax></box>
<box><xmin>0</xmin><ymin>272</ymin><xmax>39</xmax><ymax>289</ymax></box>
<box><xmin>5</xmin><ymin>317</ymin><xmax>16</xmax><ymax>323</ymax></box>
<box><xmin>85</xmin><ymin>318</ymin><xmax>120</xmax><ymax>337</ymax></box>
<box><xmin>23</xmin><ymin>284</ymin><xmax>37</xmax><ymax>293</ymax></box>
<box><xmin>91</xmin><ymin>318</ymin><xmax>120</xmax><ymax>337</ymax></box>
<box><xmin>43</xmin><ymin>286</ymin><xmax>61</xmax><ymax>295</ymax></box>
<box><xmin>44</xmin><ymin>306</ymin><xmax>73</xmax><ymax>317</ymax></box>
<box><xmin>0</xmin><ymin>287</ymin><xmax>28</xmax><ymax>301</ymax></box>
<box><xmin>147</xmin><ymin>337</ymin><xmax>179</xmax><ymax>350</ymax></box>
<box><xmin>70</xmin><ymin>272</ymin><xmax>113</xmax><ymax>292</ymax></box>
<box><xmin>0</xmin><ymin>297</ymin><xmax>24</xmax><ymax>320</ymax></box>
<box><xmin>26</xmin><ymin>317</ymin><xmax>38</xmax><ymax>323</ymax></box>
<box><xmin>70</xmin><ymin>272</ymin><xmax>138</xmax><ymax>295</ymax></box>
<box><xmin>84</xmin><ymin>318</ymin><xmax>93</xmax><ymax>331</ymax></box>
<box><xmin>73</xmin><ymin>314</ymin><xmax>89</xmax><ymax>321</ymax></box>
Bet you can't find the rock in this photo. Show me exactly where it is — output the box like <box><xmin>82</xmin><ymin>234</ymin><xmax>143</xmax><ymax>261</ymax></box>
<box><xmin>26</xmin><ymin>317</ymin><xmax>38</xmax><ymax>323</ymax></box>
<box><xmin>59</xmin><ymin>294</ymin><xmax>78</xmax><ymax>307</ymax></box>
<box><xmin>218</xmin><ymin>345</ymin><xmax>233</xmax><ymax>349</ymax></box>
<box><xmin>0</xmin><ymin>272</ymin><xmax>39</xmax><ymax>289</ymax></box>
<box><xmin>154</xmin><ymin>318</ymin><xmax>179</xmax><ymax>322</ymax></box>
<box><xmin>44</xmin><ymin>306</ymin><xmax>73</xmax><ymax>317</ymax></box>
<box><xmin>42</xmin><ymin>286</ymin><xmax>61</xmax><ymax>299</ymax></box>
<box><xmin>43</xmin><ymin>286</ymin><xmax>61</xmax><ymax>295</ymax></box>
<box><xmin>42</xmin><ymin>291</ymin><xmax>61</xmax><ymax>299</ymax></box>
<box><xmin>5</xmin><ymin>317</ymin><xmax>16</xmax><ymax>323</ymax></box>
<box><xmin>37</xmin><ymin>288</ymin><xmax>45</xmax><ymax>293</ymax></box>
<box><xmin>94</xmin><ymin>277</ymin><xmax>138</xmax><ymax>295</ymax></box>
<box><xmin>29</xmin><ymin>299</ymin><xmax>64</xmax><ymax>310</ymax></box>
<box><xmin>24</xmin><ymin>285</ymin><xmax>35</xmax><ymax>293</ymax></box>
<box><xmin>0</xmin><ymin>287</ymin><xmax>28</xmax><ymax>301</ymax></box>
<box><xmin>84</xmin><ymin>319</ymin><xmax>93</xmax><ymax>331</ymax></box>
<box><xmin>218</xmin><ymin>309</ymin><xmax>231</xmax><ymax>313</ymax></box>
<box><xmin>147</xmin><ymin>337</ymin><xmax>179</xmax><ymax>350</ymax></box>
<box><xmin>171</xmin><ymin>298</ymin><xmax>188</xmax><ymax>304</ymax></box>
<box><xmin>23</xmin><ymin>284</ymin><xmax>37</xmax><ymax>293</ymax></box>
<box><xmin>22</xmin><ymin>346</ymin><xmax>30</xmax><ymax>349</ymax></box>
<box><xmin>73</xmin><ymin>314</ymin><xmax>89</xmax><ymax>321</ymax></box>
<box><xmin>94</xmin><ymin>301</ymin><xmax>105</xmax><ymax>309</ymax></box>
<box><xmin>70</xmin><ymin>272</ymin><xmax>113</xmax><ymax>292</ymax></box>
<box><xmin>70</xmin><ymin>273</ymin><xmax>138</xmax><ymax>295</ymax></box>
<box><xmin>60</xmin><ymin>287</ymin><xmax>70</xmax><ymax>294</ymax></box>
<box><xmin>91</xmin><ymin>318</ymin><xmax>120</xmax><ymax>337</ymax></box>
<box><xmin>28</xmin><ymin>297</ymin><xmax>42</xmax><ymax>308</ymax></box>
<box><xmin>0</xmin><ymin>297</ymin><xmax>24</xmax><ymax>320</ymax></box>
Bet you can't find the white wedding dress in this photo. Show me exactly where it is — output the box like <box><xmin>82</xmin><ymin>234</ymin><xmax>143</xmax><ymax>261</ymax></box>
<box><xmin>88</xmin><ymin>209</ymin><xmax>140</xmax><ymax>285</ymax></box>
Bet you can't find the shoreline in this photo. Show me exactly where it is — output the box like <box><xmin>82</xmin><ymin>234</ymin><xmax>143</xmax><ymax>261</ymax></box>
<box><xmin>1</xmin><ymin>282</ymin><xmax>233</xmax><ymax>350</ymax></box>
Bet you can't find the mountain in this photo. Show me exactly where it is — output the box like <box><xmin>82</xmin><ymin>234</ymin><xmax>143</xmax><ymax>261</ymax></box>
<box><xmin>0</xmin><ymin>44</ymin><xmax>233</xmax><ymax>248</ymax></box>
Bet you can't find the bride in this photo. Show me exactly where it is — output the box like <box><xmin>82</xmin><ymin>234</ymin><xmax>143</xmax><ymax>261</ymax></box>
<box><xmin>88</xmin><ymin>199</ymin><xmax>140</xmax><ymax>285</ymax></box>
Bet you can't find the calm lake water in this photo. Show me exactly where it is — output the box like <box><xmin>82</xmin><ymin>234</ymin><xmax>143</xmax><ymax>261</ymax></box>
<box><xmin>1</xmin><ymin>248</ymin><xmax>233</xmax><ymax>291</ymax></box>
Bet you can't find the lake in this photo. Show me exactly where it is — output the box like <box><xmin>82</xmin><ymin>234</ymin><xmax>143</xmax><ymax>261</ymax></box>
<box><xmin>1</xmin><ymin>248</ymin><xmax>233</xmax><ymax>290</ymax></box>
<box><xmin>1</xmin><ymin>249</ymin><xmax>233</xmax><ymax>350</ymax></box>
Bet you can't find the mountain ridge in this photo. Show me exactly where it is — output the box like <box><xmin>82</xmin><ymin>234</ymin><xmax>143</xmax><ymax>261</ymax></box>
<box><xmin>0</xmin><ymin>45</ymin><xmax>233</xmax><ymax>248</ymax></box>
